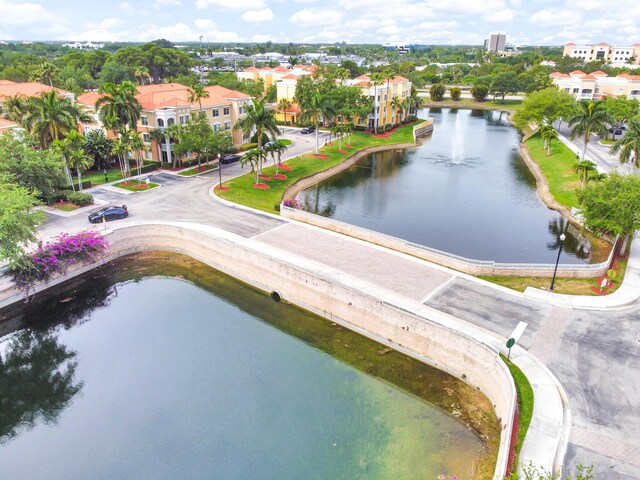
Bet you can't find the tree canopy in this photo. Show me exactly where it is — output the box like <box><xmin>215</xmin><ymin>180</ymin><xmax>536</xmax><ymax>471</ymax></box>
<box><xmin>514</xmin><ymin>87</ymin><xmax>578</xmax><ymax>129</ymax></box>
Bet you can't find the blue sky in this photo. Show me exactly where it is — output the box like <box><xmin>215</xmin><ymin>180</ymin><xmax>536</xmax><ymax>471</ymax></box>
<box><xmin>0</xmin><ymin>0</ymin><xmax>638</xmax><ymax>46</ymax></box>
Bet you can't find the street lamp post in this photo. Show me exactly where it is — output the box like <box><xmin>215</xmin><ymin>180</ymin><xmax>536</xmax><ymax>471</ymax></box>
<box><xmin>217</xmin><ymin>153</ymin><xmax>222</xmax><ymax>190</ymax></box>
<box><xmin>550</xmin><ymin>233</ymin><xmax>566</xmax><ymax>291</ymax></box>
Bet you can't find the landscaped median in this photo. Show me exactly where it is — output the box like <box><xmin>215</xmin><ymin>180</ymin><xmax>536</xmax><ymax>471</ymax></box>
<box><xmin>178</xmin><ymin>163</ymin><xmax>218</xmax><ymax>177</ymax></box>
<box><xmin>217</xmin><ymin>121</ymin><xmax>424</xmax><ymax>212</ymax></box>
<box><xmin>114</xmin><ymin>180</ymin><xmax>160</xmax><ymax>192</ymax></box>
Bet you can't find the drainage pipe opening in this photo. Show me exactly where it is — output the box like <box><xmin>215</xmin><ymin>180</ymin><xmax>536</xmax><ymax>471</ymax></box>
<box><xmin>270</xmin><ymin>291</ymin><xmax>282</xmax><ymax>303</ymax></box>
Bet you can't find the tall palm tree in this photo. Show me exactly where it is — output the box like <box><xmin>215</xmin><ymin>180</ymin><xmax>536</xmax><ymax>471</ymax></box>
<box><xmin>234</xmin><ymin>97</ymin><xmax>280</xmax><ymax>154</ymax></box>
<box><xmin>300</xmin><ymin>92</ymin><xmax>335</xmax><ymax>155</ymax></box>
<box><xmin>569</xmin><ymin>100</ymin><xmax>612</xmax><ymax>161</ymax></box>
<box><xmin>133</xmin><ymin>66</ymin><xmax>151</xmax><ymax>86</ymax></box>
<box><xmin>391</xmin><ymin>96</ymin><xmax>403</xmax><ymax>125</ymax></box>
<box><xmin>369</xmin><ymin>72</ymin><xmax>385</xmax><ymax>133</ymax></box>
<box><xmin>0</xmin><ymin>95</ymin><xmax>30</xmax><ymax>125</ymax></box>
<box><xmin>612</xmin><ymin>118</ymin><xmax>640</xmax><ymax>169</ymax></box>
<box><xmin>61</xmin><ymin>130</ymin><xmax>92</xmax><ymax>191</ymax></box>
<box><xmin>30</xmin><ymin>61</ymin><xmax>58</xmax><ymax>87</ymax></box>
<box><xmin>277</xmin><ymin>98</ymin><xmax>293</xmax><ymax>125</ymax></box>
<box><xmin>129</xmin><ymin>132</ymin><xmax>148</xmax><ymax>182</ymax></box>
<box><xmin>111</xmin><ymin>139</ymin><xmax>129</xmax><ymax>180</ymax></box>
<box><xmin>330</xmin><ymin>124</ymin><xmax>346</xmax><ymax>150</ymax></box>
<box><xmin>23</xmin><ymin>91</ymin><xmax>92</xmax><ymax>149</ymax></box>
<box><xmin>539</xmin><ymin>124</ymin><xmax>558</xmax><ymax>156</ymax></box>
<box><xmin>188</xmin><ymin>83</ymin><xmax>209</xmax><ymax>112</ymax></box>
<box><xmin>165</xmin><ymin>123</ymin><xmax>185</xmax><ymax>168</ymax></box>
<box><xmin>575</xmin><ymin>160</ymin><xmax>598</xmax><ymax>189</ymax></box>
<box><xmin>95</xmin><ymin>81</ymin><xmax>142</xmax><ymax>133</ymax></box>
<box><xmin>241</xmin><ymin>148</ymin><xmax>266</xmax><ymax>185</ymax></box>
<box><xmin>148</xmin><ymin>128</ymin><xmax>167</xmax><ymax>164</ymax></box>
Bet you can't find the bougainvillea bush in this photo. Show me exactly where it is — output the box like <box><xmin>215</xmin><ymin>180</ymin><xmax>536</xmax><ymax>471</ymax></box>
<box><xmin>11</xmin><ymin>230</ymin><xmax>108</xmax><ymax>295</ymax></box>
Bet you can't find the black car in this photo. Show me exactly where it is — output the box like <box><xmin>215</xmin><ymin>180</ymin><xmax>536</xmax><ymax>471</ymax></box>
<box><xmin>88</xmin><ymin>205</ymin><xmax>128</xmax><ymax>223</ymax></box>
<box><xmin>609</xmin><ymin>127</ymin><xmax>623</xmax><ymax>135</ymax></box>
<box><xmin>300</xmin><ymin>126</ymin><xmax>316</xmax><ymax>134</ymax></box>
<box><xmin>220</xmin><ymin>153</ymin><xmax>241</xmax><ymax>164</ymax></box>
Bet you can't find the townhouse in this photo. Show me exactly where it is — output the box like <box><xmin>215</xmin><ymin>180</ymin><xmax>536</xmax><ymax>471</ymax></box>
<box><xmin>78</xmin><ymin>83</ymin><xmax>251</xmax><ymax>164</ymax></box>
<box><xmin>562</xmin><ymin>42</ymin><xmax>640</xmax><ymax>67</ymax></box>
<box><xmin>551</xmin><ymin>70</ymin><xmax>640</xmax><ymax>101</ymax></box>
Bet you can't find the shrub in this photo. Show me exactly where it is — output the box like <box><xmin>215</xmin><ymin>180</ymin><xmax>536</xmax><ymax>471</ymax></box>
<box><xmin>450</xmin><ymin>87</ymin><xmax>462</xmax><ymax>101</ymax></box>
<box><xmin>251</xmin><ymin>132</ymin><xmax>270</xmax><ymax>145</ymax></box>
<box><xmin>43</xmin><ymin>190</ymin><xmax>67</xmax><ymax>205</ymax></box>
<box><xmin>430</xmin><ymin>83</ymin><xmax>446</xmax><ymax>101</ymax></box>
<box><xmin>239</xmin><ymin>142</ymin><xmax>258</xmax><ymax>152</ymax></box>
<box><xmin>282</xmin><ymin>199</ymin><xmax>300</xmax><ymax>208</ymax></box>
<box><xmin>65</xmin><ymin>192</ymin><xmax>94</xmax><ymax>207</ymax></box>
<box><xmin>11</xmin><ymin>230</ymin><xmax>108</xmax><ymax>295</ymax></box>
<box><xmin>63</xmin><ymin>180</ymin><xmax>92</xmax><ymax>191</ymax></box>
<box><xmin>471</xmin><ymin>84</ymin><xmax>489</xmax><ymax>102</ymax></box>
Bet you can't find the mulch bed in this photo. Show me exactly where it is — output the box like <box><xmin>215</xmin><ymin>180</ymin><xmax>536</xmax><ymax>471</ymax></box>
<box><xmin>272</xmin><ymin>174</ymin><xmax>287</xmax><ymax>180</ymax></box>
<box><xmin>131</xmin><ymin>184</ymin><xmax>150</xmax><ymax>189</ymax></box>
<box><xmin>338</xmin><ymin>149</ymin><xmax>348</xmax><ymax>154</ymax></box>
<box><xmin>346</xmin><ymin>144</ymin><xmax>354</xmax><ymax>148</ymax></box>
<box><xmin>314</xmin><ymin>154</ymin><xmax>329</xmax><ymax>161</ymax></box>
<box><xmin>253</xmin><ymin>183</ymin><xmax>270</xmax><ymax>189</ymax></box>
<box><xmin>279</xmin><ymin>164</ymin><xmax>292</xmax><ymax>171</ymax></box>
<box><xmin>259</xmin><ymin>175</ymin><xmax>271</xmax><ymax>181</ymax></box>
<box><xmin>119</xmin><ymin>181</ymin><xmax>134</xmax><ymax>186</ymax></box>
<box><xmin>591</xmin><ymin>286</ymin><xmax>611</xmax><ymax>295</ymax></box>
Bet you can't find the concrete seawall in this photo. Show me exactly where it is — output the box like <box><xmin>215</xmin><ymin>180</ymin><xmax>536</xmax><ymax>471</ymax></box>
<box><xmin>0</xmin><ymin>222</ymin><xmax>516</xmax><ymax>480</ymax></box>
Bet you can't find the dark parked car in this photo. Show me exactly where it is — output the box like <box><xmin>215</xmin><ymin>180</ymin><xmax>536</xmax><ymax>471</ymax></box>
<box><xmin>609</xmin><ymin>127</ymin><xmax>623</xmax><ymax>135</ymax></box>
<box><xmin>88</xmin><ymin>205</ymin><xmax>128</xmax><ymax>223</ymax></box>
<box><xmin>220</xmin><ymin>153</ymin><xmax>241</xmax><ymax>164</ymax></box>
<box><xmin>300</xmin><ymin>126</ymin><xmax>316</xmax><ymax>134</ymax></box>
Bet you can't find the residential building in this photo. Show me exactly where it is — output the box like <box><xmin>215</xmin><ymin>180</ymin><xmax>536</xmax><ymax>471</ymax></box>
<box><xmin>562</xmin><ymin>42</ymin><xmax>640</xmax><ymax>66</ymax></box>
<box><xmin>550</xmin><ymin>70</ymin><xmax>640</xmax><ymax>101</ymax></box>
<box><xmin>77</xmin><ymin>83</ymin><xmax>251</xmax><ymax>164</ymax></box>
<box><xmin>485</xmin><ymin>33</ymin><xmax>507</xmax><ymax>52</ymax></box>
<box><xmin>0</xmin><ymin>80</ymin><xmax>74</xmax><ymax>103</ymax></box>
<box><xmin>0</xmin><ymin>117</ymin><xmax>18</xmax><ymax>134</ymax></box>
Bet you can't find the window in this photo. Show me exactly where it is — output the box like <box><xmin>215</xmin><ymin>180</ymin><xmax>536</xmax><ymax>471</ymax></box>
<box><xmin>143</xmin><ymin>133</ymin><xmax>150</xmax><ymax>143</ymax></box>
<box><xmin>179</xmin><ymin>115</ymin><xmax>185</xmax><ymax>124</ymax></box>
<box><xmin>224</xmin><ymin>121</ymin><xmax>231</xmax><ymax>130</ymax></box>
<box><xmin>84</xmin><ymin>126</ymin><xmax>91</xmax><ymax>134</ymax></box>
<box><xmin>157</xmin><ymin>118</ymin><xmax>165</xmax><ymax>127</ymax></box>
<box><xmin>212</xmin><ymin>108</ymin><xmax>219</xmax><ymax>117</ymax></box>
<box><xmin>214</xmin><ymin>123</ymin><xmax>220</xmax><ymax>132</ymax></box>
<box><xmin>573</xmin><ymin>88</ymin><xmax>579</xmax><ymax>93</ymax></box>
<box><xmin>223</xmin><ymin>107</ymin><xmax>230</xmax><ymax>115</ymax></box>
<box><xmin>185</xmin><ymin>114</ymin><xmax>189</xmax><ymax>123</ymax></box>
<box><xmin>141</xmin><ymin>116</ymin><xmax>148</xmax><ymax>126</ymax></box>
<box><xmin>239</xmin><ymin>106</ymin><xmax>244</xmax><ymax>114</ymax></box>
<box><xmin>167</xmin><ymin>118</ymin><xmax>175</xmax><ymax>125</ymax></box>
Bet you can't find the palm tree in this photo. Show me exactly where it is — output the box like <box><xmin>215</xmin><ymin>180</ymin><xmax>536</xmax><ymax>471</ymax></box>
<box><xmin>23</xmin><ymin>91</ymin><xmax>92</xmax><ymax>149</ymax></box>
<box><xmin>241</xmin><ymin>148</ymin><xmax>266</xmax><ymax>185</ymax></box>
<box><xmin>0</xmin><ymin>95</ymin><xmax>30</xmax><ymax>125</ymax></box>
<box><xmin>300</xmin><ymin>92</ymin><xmax>335</xmax><ymax>155</ymax></box>
<box><xmin>575</xmin><ymin>160</ymin><xmax>598</xmax><ymax>189</ymax></box>
<box><xmin>278</xmin><ymin>98</ymin><xmax>293</xmax><ymax>125</ymax></box>
<box><xmin>188</xmin><ymin>83</ymin><xmax>209</xmax><ymax>112</ymax></box>
<box><xmin>539</xmin><ymin>124</ymin><xmax>558</xmax><ymax>156</ymax></box>
<box><xmin>165</xmin><ymin>123</ymin><xmax>185</xmax><ymax>168</ymax></box>
<box><xmin>148</xmin><ymin>128</ymin><xmax>167</xmax><ymax>164</ymax></box>
<box><xmin>391</xmin><ymin>96</ymin><xmax>403</xmax><ymax>125</ymax></box>
<box><xmin>60</xmin><ymin>130</ymin><xmax>92</xmax><ymax>191</ymax></box>
<box><xmin>84</xmin><ymin>129</ymin><xmax>114</xmax><ymax>171</ymax></box>
<box><xmin>330</xmin><ymin>124</ymin><xmax>346</xmax><ymax>150</ymax></box>
<box><xmin>612</xmin><ymin>118</ymin><xmax>640</xmax><ymax>169</ymax></box>
<box><xmin>111</xmin><ymin>139</ymin><xmax>129</xmax><ymax>180</ymax></box>
<box><xmin>133</xmin><ymin>66</ymin><xmax>151</xmax><ymax>86</ymax></box>
<box><xmin>129</xmin><ymin>132</ymin><xmax>148</xmax><ymax>182</ymax></box>
<box><xmin>569</xmin><ymin>100</ymin><xmax>612</xmax><ymax>161</ymax></box>
<box><xmin>234</xmin><ymin>98</ymin><xmax>280</xmax><ymax>167</ymax></box>
<box><xmin>95</xmin><ymin>81</ymin><xmax>142</xmax><ymax>133</ymax></box>
<box><xmin>344</xmin><ymin>123</ymin><xmax>354</xmax><ymax>146</ymax></box>
<box><xmin>30</xmin><ymin>61</ymin><xmax>58</xmax><ymax>87</ymax></box>
<box><xmin>369</xmin><ymin>72</ymin><xmax>385</xmax><ymax>133</ymax></box>
<box><xmin>270</xmin><ymin>140</ymin><xmax>287</xmax><ymax>175</ymax></box>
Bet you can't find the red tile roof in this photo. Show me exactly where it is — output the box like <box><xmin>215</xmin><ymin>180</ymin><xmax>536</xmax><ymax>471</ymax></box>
<box><xmin>596</xmin><ymin>42</ymin><xmax>609</xmax><ymax>46</ymax></box>
<box><xmin>281</xmin><ymin>74</ymin><xmax>300</xmax><ymax>80</ymax></box>
<box><xmin>243</xmin><ymin>67</ymin><xmax>258</xmax><ymax>71</ymax></box>
<box><xmin>389</xmin><ymin>75</ymin><xmax>410</xmax><ymax>83</ymax></box>
<box><xmin>581</xmin><ymin>75</ymin><xmax>597</xmax><ymax>80</ymax></box>
<box><xmin>570</xmin><ymin>70</ymin><xmax>586</xmax><ymax>75</ymax></box>
<box><xmin>272</xmin><ymin>66</ymin><xmax>291</xmax><ymax>72</ymax></box>
<box><xmin>0</xmin><ymin>81</ymin><xmax>70</xmax><ymax>100</ymax></box>
<box><xmin>565</xmin><ymin>42</ymin><xmax>576</xmax><ymax>45</ymax></box>
<box><xmin>355</xmin><ymin>81</ymin><xmax>370</xmax><ymax>87</ymax></box>
<box><xmin>590</xmin><ymin>70</ymin><xmax>607</xmax><ymax>76</ymax></box>
<box><xmin>0</xmin><ymin>117</ymin><xmax>17</xmax><ymax>128</ymax></box>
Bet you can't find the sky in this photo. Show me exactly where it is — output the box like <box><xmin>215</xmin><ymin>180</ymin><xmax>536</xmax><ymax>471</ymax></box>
<box><xmin>0</xmin><ymin>0</ymin><xmax>639</xmax><ymax>46</ymax></box>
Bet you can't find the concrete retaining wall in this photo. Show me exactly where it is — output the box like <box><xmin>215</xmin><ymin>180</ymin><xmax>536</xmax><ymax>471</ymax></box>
<box><xmin>280</xmin><ymin>206</ymin><xmax>615</xmax><ymax>278</ymax></box>
<box><xmin>413</xmin><ymin>118</ymin><xmax>434</xmax><ymax>140</ymax></box>
<box><xmin>0</xmin><ymin>222</ymin><xmax>515</xmax><ymax>480</ymax></box>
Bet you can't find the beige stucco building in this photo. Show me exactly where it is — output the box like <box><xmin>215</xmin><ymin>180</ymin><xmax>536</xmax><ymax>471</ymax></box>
<box><xmin>562</xmin><ymin>42</ymin><xmax>640</xmax><ymax>67</ymax></box>
<box><xmin>78</xmin><ymin>83</ymin><xmax>251</xmax><ymax>164</ymax></box>
<box><xmin>551</xmin><ymin>70</ymin><xmax>640</xmax><ymax>101</ymax></box>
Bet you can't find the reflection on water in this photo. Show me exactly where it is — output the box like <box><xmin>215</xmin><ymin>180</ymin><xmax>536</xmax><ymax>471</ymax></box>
<box><xmin>0</xmin><ymin>253</ymin><xmax>494</xmax><ymax>480</ymax></box>
<box><xmin>297</xmin><ymin>108</ymin><xmax>609</xmax><ymax>263</ymax></box>
<box><xmin>0</xmin><ymin>330</ymin><xmax>82</xmax><ymax>443</ymax></box>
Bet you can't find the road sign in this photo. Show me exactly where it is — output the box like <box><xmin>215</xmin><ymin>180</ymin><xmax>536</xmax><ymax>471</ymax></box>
<box><xmin>506</xmin><ymin>337</ymin><xmax>516</xmax><ymax>359</ymax></box>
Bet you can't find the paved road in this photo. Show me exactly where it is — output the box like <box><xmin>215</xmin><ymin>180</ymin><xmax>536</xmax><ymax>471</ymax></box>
<box><xmin>36</xmin><ymin>126</ymin><xmax>640</xmax><ymax>479</ymax></box>
<box><xmin>555</xmin><ymin>121</ymin><xmax>635</xmax><ymax>174</ymax></box>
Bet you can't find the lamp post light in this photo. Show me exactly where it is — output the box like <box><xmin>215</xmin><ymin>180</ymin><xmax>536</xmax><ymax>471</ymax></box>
<box><xmin>217</xmin><ymin>153</ymin><xmax>223</xmax><ymax>190</ymax></box>
<box><xmin>550</xmin><ymin>233</ymin><xmax>566</xmax><ymax>291</ymax></box>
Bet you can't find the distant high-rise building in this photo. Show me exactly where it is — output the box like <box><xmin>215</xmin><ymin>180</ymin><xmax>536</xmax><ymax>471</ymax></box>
<box><xmin>485</xmin><ymin>33</ymin><xmax>507</xmax><ymax>52</ymax></box>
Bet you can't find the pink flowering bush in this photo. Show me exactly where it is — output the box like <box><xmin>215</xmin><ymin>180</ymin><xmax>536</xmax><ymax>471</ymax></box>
<box><xmin>11</xmin><ymin>230</ymin><xmax>108</xmax><ymax>294</ymax></box>
<box><xmin>282</xmin><ymin>199</ymin><xmax>300</xmax><ymax>209</ymax></box>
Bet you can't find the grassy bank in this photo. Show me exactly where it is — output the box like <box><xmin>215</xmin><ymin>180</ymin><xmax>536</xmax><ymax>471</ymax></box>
<box><xmin>218</xmin><ymin>122</ymin><xmax>421</xmax><ymax>212</ymax></box>
<box><xmin>422</xmin><ymin>98</ymin><xmax>523</xmax><ymax>112</ymax></box>
<box><xmin>524</xmin><ymin>134</ymin><xmax>581</xmax><ymax>208</ymax></box>
<box><xmin>500</xmin><ymin>354</ymin><xmax>534</xmax><ymax>470</ymax></box>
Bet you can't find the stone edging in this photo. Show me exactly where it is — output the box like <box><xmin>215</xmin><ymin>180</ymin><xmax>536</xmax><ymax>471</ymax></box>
<box><xmin>282</xmin><ymin>142</ymin><xmax>417</xmax><ymax>202</ymax></box>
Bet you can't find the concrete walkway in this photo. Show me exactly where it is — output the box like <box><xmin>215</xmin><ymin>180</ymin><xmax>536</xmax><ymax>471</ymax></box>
<box><xmin>16</xmin><ymin>126</ymin><xmax>640</xmax><ymax>479</ymax></box>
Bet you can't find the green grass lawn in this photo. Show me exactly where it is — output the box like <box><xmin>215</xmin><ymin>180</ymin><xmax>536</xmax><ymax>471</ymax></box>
<box><xmin>479</xmin><ymin>255</ymin><xmax>627</xmax><ymax>295</ymax></box>
<box><xmin>81</xmin><ymin>168</ymin><xmax>125</xmax><ymax>186</ymax></box>
<box><xmin>423</xmin><ymin>98</ymin><xmax>523</xmax><ymax>113</ymax></box>
<box><xmin>178</xmin><ymin>164</ymin><xmax>218</xmax><ymax>176</ymax></box>
<box><xmin>114</xmin><ymin>180</ymin><xmax>160</xmax><ymax>192</ymax></box>
<box><xmin>218</xmin><ymin>122</ymin><xmax>423</xmax><ymax>212</ymax></box>
<box><xmin>525</xmin><ymin>133</ymin><xmax>581</xmax><ymax>208</ymax></box>
<box><xmin>499</xmin><ymin>354</ymin><xmax>534</xmax><ymax>470</ymax></box>
<box><xmin>280</xmin><ymin>139</ymin><xmax>293</xmax><ymax>146</ymax></box>
<box><xmin>52</xmin><ymin>203</ymin><xmax>80</xmax><ymax>212</ymax></box>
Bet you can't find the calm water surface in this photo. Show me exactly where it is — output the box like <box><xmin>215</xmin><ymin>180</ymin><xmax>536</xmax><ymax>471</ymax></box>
<box><xmin>0</xmin><ymin>254</ymin><xmax>488</xmax><ymax>480</ymax></box>
<box><xmin>297</xmin><ymin>108</ymin><xmax>600</xmax><ymax>263</ymax></box>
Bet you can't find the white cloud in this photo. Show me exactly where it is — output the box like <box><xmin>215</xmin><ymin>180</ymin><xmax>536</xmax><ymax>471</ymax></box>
<box><xmin>529</xmin><ymin>8</ymin><xmax>582</xmax><ymax>27</ymax></box>
<box><xmin>155</xmin><ymin>0</ymin><xmax>183</xmax><ymax>4</ymax></box>
<box><xmin>241</xmin><ymin>7</ymin><xmax>273</xmax><ymax>22</ymax></box>
<box><xmin>290</xmin><ymin>8</ymin><xmax>342</xmax><ymax>27</ymax></box>
<box><xmin>118</xmin><ymin>2</ymin><xmax>135</xmax><ymax>14</ymax></box>
<box><xmin>484</xmin><ymin>8</ymin><xmax>514</xmax><ymax>22</ymax></box>
<box><xmin>195</xmin><ymin>0</ymin><xmax>265</xmax><ymax>10</ymax></box>
<box><xmin>195</xmin><ymin>18</ymin><xmax>217</xmax><ymax>30</ymax></box>
<box><xmin>0</xmin><ymin>0</ymin><xmax>65</xmax><ymax>28</ymax></box>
